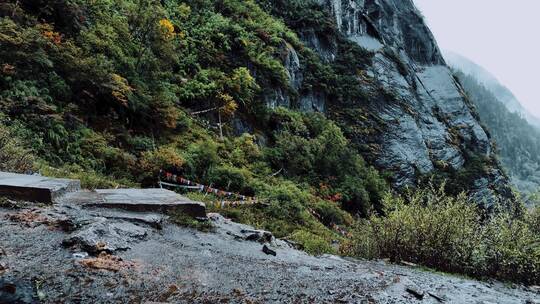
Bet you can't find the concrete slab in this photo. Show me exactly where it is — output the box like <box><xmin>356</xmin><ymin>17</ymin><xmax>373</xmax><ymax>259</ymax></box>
<box><xmin>88</xmin><ymin>209</ymin><xmax>166</xmax><ymax>229</ymax></box>
<box><xmin>67</xmin><ymin>188</ymin><xmax>206</xmax><ymax>218</ymax></box>
<box><xmin>0</xmin><ymin>172</ymin><xmax>80</xmax><ymax>203</ymax></box>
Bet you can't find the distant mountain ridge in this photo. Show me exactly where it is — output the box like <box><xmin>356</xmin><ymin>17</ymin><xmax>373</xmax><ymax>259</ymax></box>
<box><xmin>450</xmin><ymin>58</ymin><xmax>540</xmax><ymax>195</ymax></box>
<box><xmin>444</xmin><ymin>51</ymin><xmax>540</xmax><ymax>129</ymax></box>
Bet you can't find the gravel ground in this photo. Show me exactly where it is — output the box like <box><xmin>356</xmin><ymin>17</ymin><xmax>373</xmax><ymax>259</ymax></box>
<box><xmin>0</xmin><ymin>203</ymin><xmax>539</xmax><ymax>304</ymax></box>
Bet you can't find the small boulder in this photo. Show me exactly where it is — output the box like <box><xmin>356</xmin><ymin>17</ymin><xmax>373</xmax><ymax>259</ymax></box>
<box><xmin>63</xmin><ymin>219</ymin><xmax>148</xmax><ymax>253</ymax></box>
<box><xmin>405</xmin><ymin>285</ymin><xmax>425</xmax><ymax>300</ymax></box>
<box><xmin>262</xmin><ymin>245</ymin><xmax>277</xmax><ymax>256</ymax></box>
<box><xmin>0</xmin><ymin>279</ymin><xmax>35</xmax><ymax>304</ymax></box>
<box><xmin>242</xmin><ymin>229</ymin><xmax>273</xmax><ymax>243</ymax></box>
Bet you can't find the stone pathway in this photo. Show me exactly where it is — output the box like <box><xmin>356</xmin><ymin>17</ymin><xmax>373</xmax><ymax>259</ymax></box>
<box><xmin>0</xmin><ymin>171</ymin><xmax>205</xmax><ymax>216</ymax></box>
<box><xmin>1</xmin><ymin>208</ymin><xmax>539</xmax><ymax>303</ymax></box>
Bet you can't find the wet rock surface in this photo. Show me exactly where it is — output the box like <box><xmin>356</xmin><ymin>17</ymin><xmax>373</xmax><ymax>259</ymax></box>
<box><xmin>0</xmin><ymin>279</ymin><xmax>36</xmax><ymax>304</ymax></box>
<box><xmin>265</xmin><ymin>0</ymin><xmax>515</xmax><ymax>207</ymax></box>
<box><xmin>62</xmin><ymin>218</ymin><xmax>148</xmax><ymax>254</ymax></box>
<box><xmin>1</xmin><ymin>203</ymin><xmax>538</xmax><ymax>303</ymax></box>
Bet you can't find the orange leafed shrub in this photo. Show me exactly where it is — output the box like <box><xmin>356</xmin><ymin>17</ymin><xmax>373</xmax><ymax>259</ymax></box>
<box><xmin>40</xmin><ymin>24</ymin><xmax>62</xmax><ymax>45</ymax></box>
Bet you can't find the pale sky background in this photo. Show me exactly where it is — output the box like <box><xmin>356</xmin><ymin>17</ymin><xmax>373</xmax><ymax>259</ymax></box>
<box><xmin>413</xmin><ymin>0</ymin><xmax>540</xmax><ymax>117</ymax></box>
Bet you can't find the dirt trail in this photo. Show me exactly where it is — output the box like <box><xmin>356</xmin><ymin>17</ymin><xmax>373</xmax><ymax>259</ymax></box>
<box><xmin>0</xmin><ymin>203</ymin><xmax>538</xmax><ymax>303</ymax></box>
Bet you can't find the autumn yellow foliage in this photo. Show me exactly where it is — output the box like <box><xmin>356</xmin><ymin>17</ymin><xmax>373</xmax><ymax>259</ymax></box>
<box><xmin>218</xmin><ymin>93</ymin><xmax>238</xmax><ymax>117</ymax></box>
<box><xmin>138</xmin><ymin>146</ymin><xmax>185</xmax><ymax>175</ymax></box>
<box><xmin>158</xmin><ymin>19</ymin><xmax>175</xmax><ymax>40</ymax></box>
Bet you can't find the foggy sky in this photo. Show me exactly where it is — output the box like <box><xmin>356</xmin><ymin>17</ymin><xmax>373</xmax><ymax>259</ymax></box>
<box><xmin>414</xmin><ymin>0</ymin><xmax>540</xmax><ymax>117</ymax></box>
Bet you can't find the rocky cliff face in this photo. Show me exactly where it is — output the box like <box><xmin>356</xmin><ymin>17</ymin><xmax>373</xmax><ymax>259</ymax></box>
<box><xmin>266</xmin><ymin>0</ymin><xmax>514</xmax><ymax>207</ymax></box>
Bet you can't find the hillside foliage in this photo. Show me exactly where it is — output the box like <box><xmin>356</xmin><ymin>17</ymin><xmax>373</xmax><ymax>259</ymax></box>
<box><xmin>346</xmin><ymin>185</ymin><xmax>540</xmax><ymax>284</ymax></box>
<box><xmin>0</xmin><ymin>0</ymin><xmax>387</xmax><ymax>254</ymax></box>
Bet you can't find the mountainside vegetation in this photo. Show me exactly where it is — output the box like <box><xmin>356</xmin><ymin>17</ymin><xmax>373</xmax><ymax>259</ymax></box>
<box><xmin>0</xmin><ymin>0</ymin><xmax>539</xmax><ymax>284</ymax></box>
<box><xmin>455</xmin><ymin>71</ymin><xmax>540</xmax><ymax>199</ymax></box>
<box><xmin>0</xmin><ymin>0</ymin><xmax>386</xmax><ymax>255</ymax></box>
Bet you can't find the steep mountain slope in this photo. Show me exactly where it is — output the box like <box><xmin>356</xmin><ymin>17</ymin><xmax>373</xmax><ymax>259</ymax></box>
<box><xmin>455</xmin><ymin>71</ymin><xmax>540</xmax><ymax>195</ymax></box>
<box><xmin>0</xmin><ymin>0</ymin><xmax>513</xmax><ymax>227</ymax></box>
<box><xmin>445</xmin><ymin>51</ymin><xmax>540</xmax><ymax>129</ymax></box>
<box><xmin>257</xmin><ymin>0</ymin><xmax>513</xmax><ymax>207</ymax></box>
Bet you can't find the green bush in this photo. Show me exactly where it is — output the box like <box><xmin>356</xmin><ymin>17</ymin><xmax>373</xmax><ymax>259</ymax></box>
<box><xmin>528</xmin><ymin>206</ymin><xmax>540</xmax><ymax>234</ymax></box>
<box><xmin>290</xmin><ymin>230</ymin><xmax>335</xmax><ymax>255</ymax></box>
<box><xmin>207</xmin><ymin>165</ymin><xmax>253</xmax><ymax>194</ymax></box>
<box><xmin>0</xmin><ymin>124</ymin><xmax>35</xmax><ymax>173</ymax></box>
<box><xmin>346</xmin><ymin>185</ymin><xmax>540</xmax><ymax>284</ymax></box>
<box><xmin>481</xmin><ymin>212</ymin><xmax>540</xmax><ymax>284</ymax></box>
<box><xmin>266</xmin><ymin>107</ymin><xmax>388</xmax><ymax>214</ymax></box>
<box><xmin>255</xmin><ymin>181</ymin><xmax>313</xmax><ymax>237</ymax></box>
<box><xmin>313</xmin><ymin>200</ymin><xmax>351</xmax><ymax>227</ymax></box>
<box><xmin>183</xmin><ymin>140</ymin><xmax>221</xmax><ymax>179</ymax></box>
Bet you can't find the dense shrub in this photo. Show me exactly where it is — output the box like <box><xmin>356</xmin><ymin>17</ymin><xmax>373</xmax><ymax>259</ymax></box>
<box><xmin>346</xmin><ymin>185</ymin><xmax>540</xmax><ymax>284</ymax></box>
<box><xmin>313</xmin><ymin>200</ymin><xmax>352</xmax><ymax>227</ymax></box>
<box><xmin>182</xmin><ymin>140</ymin><xmax>221</xmax><ymax>179</ymax></box>
<box><xmin>481</xmin><ymin>212</ymin><xmax>540</xmax><ymax>284</ymax></box>
<box><xmin>266</xmin><ymin>107</ymin><xmax>388</xmax><ymax>214</ymax></box>
<box><xmin>137</xmin><ymin>146</ymin><xmax>185</xmax><ymax>179</ymax></box>
<box><xmin>528</xmin><ymin>206</ymin><xmax>540</xmax><ymax>234</ymax></box>
<box><xmin>0</xmin><ymin>124</ymin><xmax>35</xmax><ymax>173</ymax></box>
<box><xmin>207</xmin><ymin>165</ymin><xmax>253</xmax><ymax>194</ymax></box>
<box><xmin>290</xmin><ymin>230</ymin><xmax>336</xmax><ymax>255</ymax></box>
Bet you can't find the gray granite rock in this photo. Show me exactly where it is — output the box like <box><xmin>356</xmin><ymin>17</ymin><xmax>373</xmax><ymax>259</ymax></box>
<box><xmin>284</xmin><ymin>42</ymin><xmax>303</xmax><ymax>91</ymax></box>
<box><xmin>303</xmin><ymin>0</ymin><xmax>513</xmax><ymax>206</ymax></box>
<box><xmin>62</xmin><ymin>217</ymin><xmax>149</xmax><ymax>253</ymax></box>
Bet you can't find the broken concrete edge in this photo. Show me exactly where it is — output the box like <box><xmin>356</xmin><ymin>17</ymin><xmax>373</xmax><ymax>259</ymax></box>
<box><xmin>83</xmin><ymin>201</ymin><xmax>206</xmax><ymax>218</ymax></box>
<box><xmin>87</xmin><ymin>188</ymin><xmax>207</xmax><ymax>218</ymax></box>
<box><xmin>0</xmin><ymin>180</ymin><xmax>81</xmax><ymax>204</ymax></box>
<box><xmin>0</xmin><ymin>172</ymin><xmax>81</xmax><ymax>204</ymax></box>
<box><xmin>0</xmin><ymin>185</ymin><xmax>54</xmax><ymax>204</ymax></box>
<box><xmin>0</xmin><ymin>172</ymin><xmax>206</xmax><ymax>220</ymax></box>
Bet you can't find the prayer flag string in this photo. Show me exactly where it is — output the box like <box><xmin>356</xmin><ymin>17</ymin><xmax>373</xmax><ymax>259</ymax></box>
<box><xmin>159</xmin><ymin>170</ymin><xmax>260</xmax><ymax>206</ymax></box>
